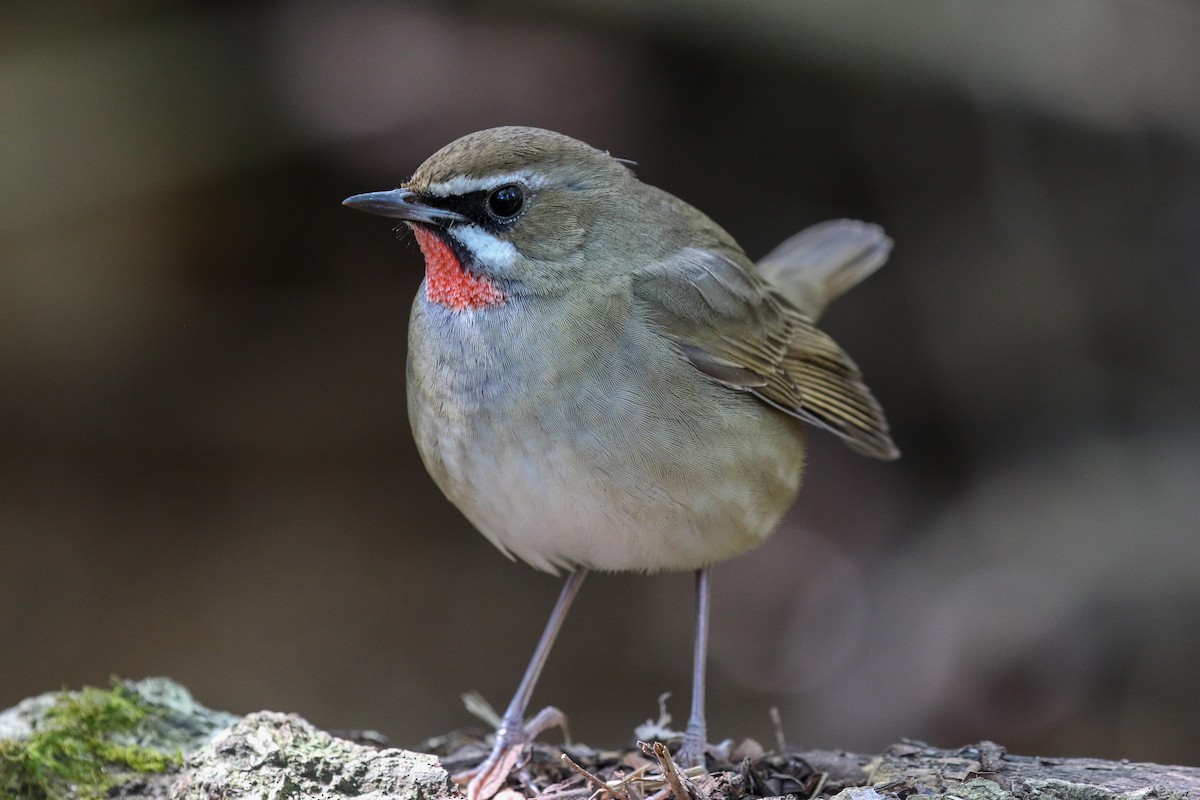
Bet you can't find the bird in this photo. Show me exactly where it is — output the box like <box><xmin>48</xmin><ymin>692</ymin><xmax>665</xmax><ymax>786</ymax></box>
<box><xmin>343</xmin><ymin>126</ymin><xmax>898</xmax><ymax>800</ymax></box>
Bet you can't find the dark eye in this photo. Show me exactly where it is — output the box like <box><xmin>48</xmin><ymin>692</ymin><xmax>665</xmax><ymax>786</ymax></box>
<box><xmin>487</xmin><ymin>184</ymin><xmax>524</xmax><ymax>219</ymax></box>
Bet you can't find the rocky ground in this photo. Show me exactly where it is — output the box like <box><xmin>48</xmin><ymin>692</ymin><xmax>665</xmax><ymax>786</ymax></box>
<box><xmin>2</xmin><ymin>679</ymin><xmax>1196</xmax><ymax>800</ymax></box>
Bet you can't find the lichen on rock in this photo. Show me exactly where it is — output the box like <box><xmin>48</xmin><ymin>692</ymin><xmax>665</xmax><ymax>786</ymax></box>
<box><xmin>171</xmin><ymin>710</ymin><xmax>458</xmax><ymax>800</ymax></box>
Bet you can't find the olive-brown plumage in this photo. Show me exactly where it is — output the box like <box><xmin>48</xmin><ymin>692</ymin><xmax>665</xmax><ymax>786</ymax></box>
<box><xmin>343</xmin><ymin>126</ymin><xmax>897</xmax><ymax>799</ymax></box>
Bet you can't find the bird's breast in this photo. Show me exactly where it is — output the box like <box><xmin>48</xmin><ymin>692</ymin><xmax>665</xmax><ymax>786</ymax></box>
<box><xmin>405</xmin><ymin>289</ymin><xmax>808</xmax><ymax>574</ymax></box>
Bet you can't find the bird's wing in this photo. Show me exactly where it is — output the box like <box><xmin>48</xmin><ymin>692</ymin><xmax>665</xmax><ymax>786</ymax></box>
<box><xmin>631</xmin><ymin>247</ymin><xmax>899</xmax><ymax>460</ymax></box>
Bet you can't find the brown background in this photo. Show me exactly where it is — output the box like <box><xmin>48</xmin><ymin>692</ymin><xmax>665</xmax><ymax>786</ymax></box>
<box><xmin>3</xmin><ymin>0</ymin><xmax>1199</xmax><ymax>767</ymax></box>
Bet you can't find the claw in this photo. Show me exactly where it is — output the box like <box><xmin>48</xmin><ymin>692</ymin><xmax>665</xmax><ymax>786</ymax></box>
<box><xmin>452</xmin><ymin>705</ymin><xmax>570</xmax><ymax>800</ymax></box>
<box><xmin>522</xmin><ymin>706</ymin><xmax>570</xmax><ymax>745</ymax></box>
<box><xmin>459</xmin><ymin>743</ymin><xmax>523</xmax><ymax>800</ymax></box>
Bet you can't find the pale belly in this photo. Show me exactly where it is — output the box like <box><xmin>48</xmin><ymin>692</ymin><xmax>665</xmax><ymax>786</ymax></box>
<box><xmin>406</xmin><ymin>295</ymin><xmax>808</xmax><ymax>575</ymax></box>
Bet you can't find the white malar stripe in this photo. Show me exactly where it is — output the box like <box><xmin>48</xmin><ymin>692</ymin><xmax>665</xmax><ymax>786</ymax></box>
<box><xmin>449</xmin><ymin>225</ymin><xmax>518</xmax><ymax>269</ymax></box>
<box><xmin>425</xmin><ymin>171</ymin><xmax>547</xmax><ymax>197</ymax></box>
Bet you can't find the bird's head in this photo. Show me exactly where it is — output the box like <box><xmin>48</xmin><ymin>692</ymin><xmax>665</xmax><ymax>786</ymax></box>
<box><xmin>344</xmin><ymin>126</ymin><xmax>658</xmax><ymax>310</ymax></box>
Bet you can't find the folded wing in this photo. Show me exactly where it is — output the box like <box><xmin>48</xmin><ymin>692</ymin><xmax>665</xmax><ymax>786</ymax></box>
<box><xmin>632</xmin><ymin>246</ymin><xmax>899</xmax><ymax>460</ymax></box>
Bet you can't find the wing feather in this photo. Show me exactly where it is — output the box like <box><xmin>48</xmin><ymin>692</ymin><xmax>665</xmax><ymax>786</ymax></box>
<box><xmin>632</xmin><ymin>247</ymin><xmax>898</xmax><ymax>460</ymax></box>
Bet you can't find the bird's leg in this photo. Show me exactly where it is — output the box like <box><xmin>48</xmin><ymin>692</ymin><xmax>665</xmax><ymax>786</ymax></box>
<box><xmin>458</xmin><ymin>568</ymin><xmax>588</xmax><ymax>800</ymax></box>
<box><xmin>677</xmin><ymin>566</ymin><xmax>711</xmax><ymax>769</ymax></box>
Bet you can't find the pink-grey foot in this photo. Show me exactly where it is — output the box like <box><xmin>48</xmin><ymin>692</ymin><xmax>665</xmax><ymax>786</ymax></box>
<box><xmin>455</xmin><ymin>706</ymin><xmax>569</xmax><ymax>800</ymax></box>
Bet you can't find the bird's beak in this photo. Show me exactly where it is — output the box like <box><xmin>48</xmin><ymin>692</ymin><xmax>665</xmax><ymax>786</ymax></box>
<box><xmin>342</xmin><ymin>188</ymin><xmax>467</xmax><ymax>225</ymax></box>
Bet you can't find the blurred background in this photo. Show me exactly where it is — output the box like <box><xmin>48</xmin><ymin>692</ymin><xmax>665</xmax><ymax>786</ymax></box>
<box><xmin>3</xmin><ymin>0</ymin><xmax>1199</xmax><ymax>768</ymax></box>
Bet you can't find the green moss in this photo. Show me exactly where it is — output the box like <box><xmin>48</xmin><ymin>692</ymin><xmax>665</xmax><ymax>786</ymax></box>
<box><xmin>0</xmin><ymin>680</ymin><xmax>182</xmax><ymax>800</ymax></box>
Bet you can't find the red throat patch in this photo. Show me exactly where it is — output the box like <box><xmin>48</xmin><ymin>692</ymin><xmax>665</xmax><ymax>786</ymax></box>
<box><xmin>410</xmin><ymin>224</ymin><xmax>507</xmax><ymax>311</ymax></box>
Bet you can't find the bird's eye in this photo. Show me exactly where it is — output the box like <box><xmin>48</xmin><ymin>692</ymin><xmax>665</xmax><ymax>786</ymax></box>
<box><xmin>486</xmin><ymin>184</ymin><xmax>524</xmax><ymax>220</ymax></box>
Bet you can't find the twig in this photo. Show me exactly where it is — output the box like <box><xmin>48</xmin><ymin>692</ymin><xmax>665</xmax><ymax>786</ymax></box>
<box><xmin>462</xmin><ymin>691</ymin><xmax>503</xmax><ymax>729</ymax></box>
<box><xmin>603</xmin><ymin>763</ymin><xmax>655</xmax><ymax>800</ymax></box>
<box><xmin>532</xmin><ymin>790</ymin><xmax>594</xmax><ymax>800</ymax></box>
<box><xmin>638</xmin><ymin>741</ymin><xmax>693</xmax><ymax>800</ymax></box>
<box><xmin>806</xmin><ymin>771</ymin><xmax>828</xmax><ymax>800</ymax></box>
<box><xmin>612</xmin><ymin>764</ymin><xmax>653</xmax><ymax>787</ymax></box>
<box><xmin>560</xmin><ymin>752</ymin><xmax>631</xmax><ymax>800</ymax></box>
<box><xmin>769</xmin><ymin>706</ymin><xmax>787</xmax><ymax>753</ymax></box>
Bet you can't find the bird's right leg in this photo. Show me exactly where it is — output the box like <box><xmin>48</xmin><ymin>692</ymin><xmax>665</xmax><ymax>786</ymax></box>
<box><xmin>457</xmin><ymin>568</ymin><xmax>588</xmax><ymax>800</ymax></box>
<box><xmin>676</xmin><ymin>566</ymin><xmax>711</xmax><ymax>769</ymax></box>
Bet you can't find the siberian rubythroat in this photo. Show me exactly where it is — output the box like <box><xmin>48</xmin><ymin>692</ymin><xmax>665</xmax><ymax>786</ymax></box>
<box><xmin>344</xmin><ymin>126</ymin><xmax>898</xmax><ymax>799</ymax></box>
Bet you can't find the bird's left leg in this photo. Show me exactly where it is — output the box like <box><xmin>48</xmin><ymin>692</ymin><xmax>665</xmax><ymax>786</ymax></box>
<box><xmin>676</xmin><ymin>566</ymin><xmax>711</xmax><ymax>769</ymax></box>
<box><xmin>457</xmin><ymin>568</ymin><xmax>588</xmax><ymax>800</ymax></box>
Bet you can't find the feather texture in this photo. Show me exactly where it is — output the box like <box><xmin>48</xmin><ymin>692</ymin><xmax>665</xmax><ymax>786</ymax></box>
<box><xmin>633</xmin><ymin>247</ymin><xmax>899</xmax><ymax>460</ymax></box>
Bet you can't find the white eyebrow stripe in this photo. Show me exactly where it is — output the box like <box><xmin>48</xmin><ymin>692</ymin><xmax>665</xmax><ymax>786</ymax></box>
<box><xmin>425</xmin><ymin>172</ymin><xmax>548</xmax><ymax>197</ymax></box>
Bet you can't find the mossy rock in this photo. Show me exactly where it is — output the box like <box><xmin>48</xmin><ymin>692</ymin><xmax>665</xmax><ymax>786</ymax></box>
<box><xmin>0</xmin><ymin>677</ymin><xmax>237</xmax><ymax>800</ymax></box>
<box><xmin>1</xmin><ymin>679</ymin><xmax>455</xmax><ymax>800</ymax></box>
